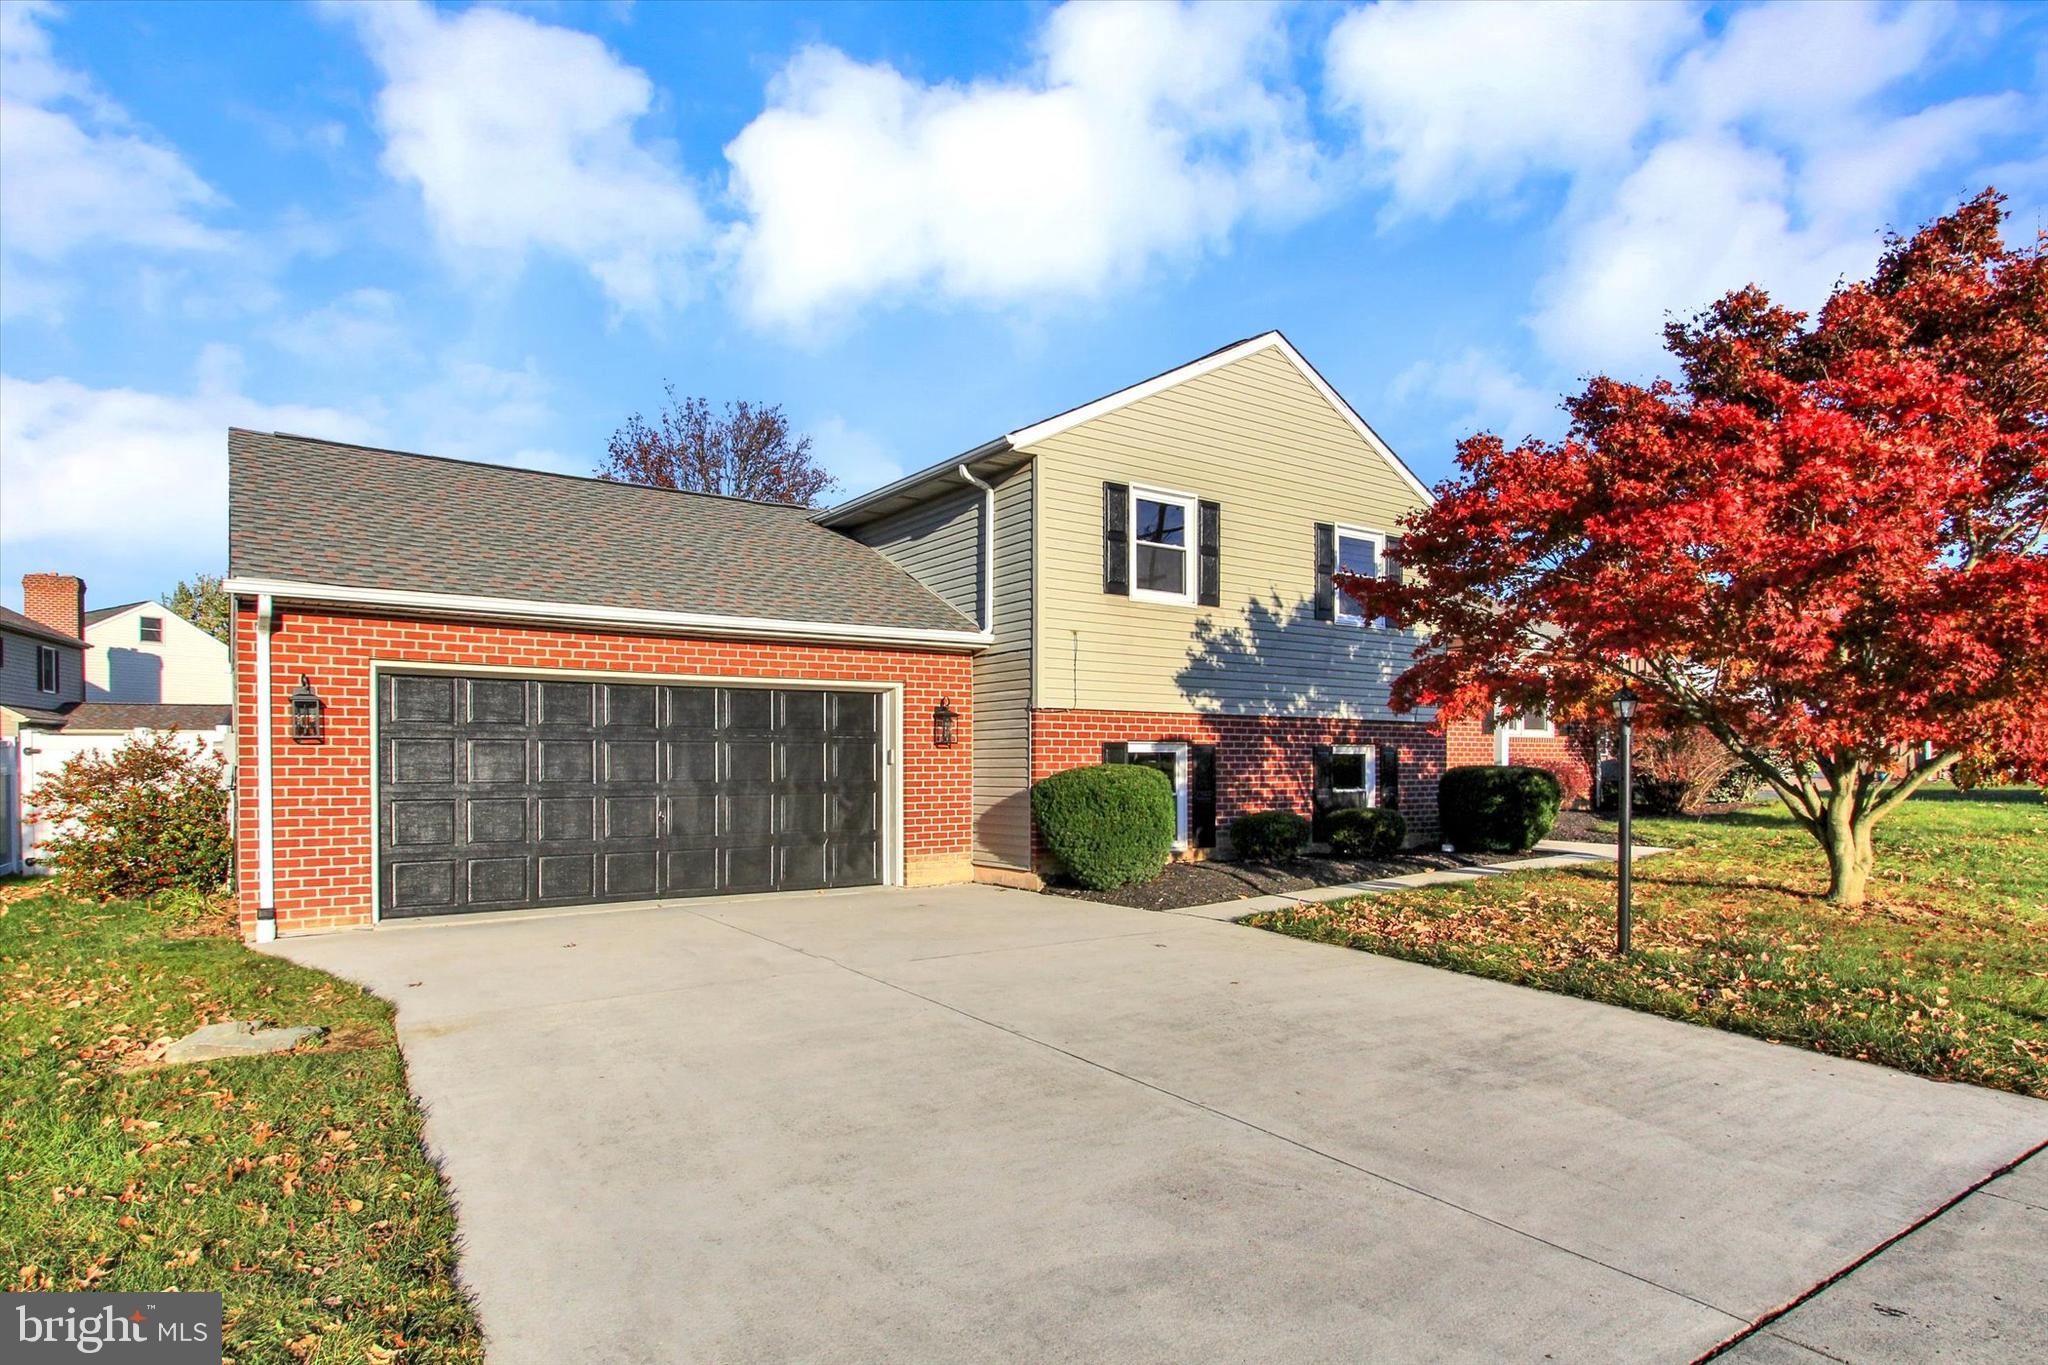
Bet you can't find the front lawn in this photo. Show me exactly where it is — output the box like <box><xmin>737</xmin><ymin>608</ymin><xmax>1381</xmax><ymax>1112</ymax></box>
<box><xmin>1249</xmin><ymin>789</ymin><xmax>2048</xmax><ymax>1097</ymax></box>
<box><xmin>1</xmin><ymin>883</ymin><xmax>482</xmax><ymax>1363</ymax></box>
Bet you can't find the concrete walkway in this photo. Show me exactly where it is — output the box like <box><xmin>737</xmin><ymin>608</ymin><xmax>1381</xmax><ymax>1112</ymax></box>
<box><xmin>1171</xmin><ymin>837</ymin><xmax>1670</xmax><ymax>921</ymax></box>
<box><xmin>267</xmin><ymin>885</ymin><xmax>2047</xmax><ymax>1364</ymax></box>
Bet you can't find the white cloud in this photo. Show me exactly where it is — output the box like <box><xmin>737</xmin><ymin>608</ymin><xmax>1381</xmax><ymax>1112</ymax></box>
<box><xmin>0</xmin><ymin>1</ymin><xmax>230</xmax><ymax>316</ymax></box>
<box><xmin>808</xmin><ymin>416</ymin><xmax>901</xmax><ymax>498</ymax></box>
<box><xmin>724</xmin><ymin>0</ymin><xmax>1319</xmax><ymax>328</ymax></box>
<box><xmin>0</xmin><ymin>355</ymin><xmax>378</xmax><ymax>568</ymax></box>
<box><xmin>1389</xmin><ymin>349</ymin><xmax>1561</xmax><ymax>445</ymax></box>
<box><xmin>339</xmin><ymin>0</ymin><xmax>706</xmax><ymax>314</ymax></box>
<box><xmin>1323</xmin><ymin>0</ymin><xmax>1697</xmax><ymax>218</ymax></box>
<box><xmin>266</xmin><ymin>288</ymin><xmax>410</xmax><ymax>364</ymax></box>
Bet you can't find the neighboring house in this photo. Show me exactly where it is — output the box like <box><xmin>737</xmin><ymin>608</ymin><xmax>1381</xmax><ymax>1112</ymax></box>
<box><xmin>84</xmin><ymin>601</ymin><xmax>231</xmax><ymax>704</ymax></box>
<box><xmin>226</xmin><ymin>332</ymin><xmax>1585</xmax><ymax>938</ymax></box>
<box><xmin>1</xmin><ymin>575</ymin><xmax>233</xmax><ymax>875</ymax></box>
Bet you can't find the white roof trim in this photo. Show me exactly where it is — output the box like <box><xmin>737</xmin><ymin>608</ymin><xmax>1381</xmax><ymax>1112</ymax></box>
<box><xmin>221</xmin><ymin>577</ymin><xmax>991</xmax><ymax>651</ymax></box>
<box><xmin>1004</xmin><ymin>331</ymin><xmax>1434</xmax><ymax>504</ymax></box>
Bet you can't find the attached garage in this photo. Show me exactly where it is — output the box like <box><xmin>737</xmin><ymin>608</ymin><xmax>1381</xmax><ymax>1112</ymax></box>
<box><xmin>226</xmin><ymin>430</ymin><xmax>983</xmax><ymax>937</ymax></box>
<box><xmin>377</xmin><ymin>672</ymin><xmax>886</xmax><ymax>918</ymax></box>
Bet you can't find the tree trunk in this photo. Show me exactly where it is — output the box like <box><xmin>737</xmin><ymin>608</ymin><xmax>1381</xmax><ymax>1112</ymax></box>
<box><xmin>1818</xmin><ymin>764</ymin><xmax>1872</xmax><ymax>907</ymax></box>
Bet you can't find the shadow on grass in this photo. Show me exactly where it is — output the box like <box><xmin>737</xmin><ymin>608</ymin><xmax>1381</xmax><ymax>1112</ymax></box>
<box><xmin>1905</xmin><ymin>786</ymin><xmax>2043</xmax><ymax>805</ymax></box>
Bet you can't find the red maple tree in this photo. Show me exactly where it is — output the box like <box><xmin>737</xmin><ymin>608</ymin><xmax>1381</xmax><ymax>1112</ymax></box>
<box><xmin>1345</xmin><ymin>191</ymin><xmax>2047</xmax><ymax>905</ymax></box>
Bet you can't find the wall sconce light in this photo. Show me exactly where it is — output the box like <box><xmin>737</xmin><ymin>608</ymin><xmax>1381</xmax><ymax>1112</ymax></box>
<box><xmin>932</xmin><ymin>698</ymin><xmax>958</xmax><ymax>748</ymax></box>
<box><xmin>289</xmin><ymin>674</ymin><xmax>325</xmax><ymax>743</ymax></box>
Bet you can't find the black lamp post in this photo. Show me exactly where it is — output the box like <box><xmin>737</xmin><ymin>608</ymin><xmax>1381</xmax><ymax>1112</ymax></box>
<box><xmin>1614</xmin><ymin>684</ymin><xmax>1638</xmax><ymax>955</ymax></box>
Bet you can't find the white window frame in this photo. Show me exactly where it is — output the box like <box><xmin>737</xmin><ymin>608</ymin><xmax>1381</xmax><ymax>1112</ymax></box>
<box><xmin>1504</xmin><ymin>708</ymin><xmax>1554</xmax><ymax>738</ymax></box>
<box><xmin>35</xmin><ymin>644</ymin><xmax>59</xmax><ymax>694</ymax></box>
<box><xmin>1129</xmin><ymin>486</ymin><xmax>1199</xmax><ymax>607</ymax></box>
<box><xmin>1128</xmin><ymin>740</ymin><xmax>1191</xmax><ymax>848</ymax></box>
<box><xmin>1329</xmin><ymin>744</ymin><xmax>1378</xmax><ymax>807</ymax></box>
<box><xmin>1332</xmin><ymin>524</ymin><xmax>1387</xmax><ymax>628</ymax></box>
<box><xmin>139</xmin><ymin>615</ymin><xmax>164</xmax><ymax>643</ymax></box>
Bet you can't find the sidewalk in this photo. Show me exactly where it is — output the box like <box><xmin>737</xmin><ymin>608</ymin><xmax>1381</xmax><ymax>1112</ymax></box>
<box><xmin>1165</xmin><ymin>837</ymin><xmax>1670</xmax><ymax>922</ymax></box>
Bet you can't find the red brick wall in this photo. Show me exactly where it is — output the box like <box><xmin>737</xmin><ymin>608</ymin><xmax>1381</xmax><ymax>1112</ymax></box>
<box><xmin>234</xmin><ymin>602</ymin><xmax>974</xmax><ymax>936</ymax></box>
<box><xmin>1444</xmin><ymin>717</ymin><xmax>1594</xmax><ymax>805</ymax></box>
<box><xmin>1029</xmin><ymin>707</ymin><xmax>1451</xmax><ymax>861</ymax></box>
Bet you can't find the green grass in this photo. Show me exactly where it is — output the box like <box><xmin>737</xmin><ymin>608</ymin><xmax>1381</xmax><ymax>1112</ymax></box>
<box><xmin>1</xmin><ymin>885</ymin><xmax>482</xmax><ymax>1363</ymax></box>
<box><xmin>1250</xmin><ymin>788</ymin><xmax>2048</xmax><ymax>1097</ymax></box>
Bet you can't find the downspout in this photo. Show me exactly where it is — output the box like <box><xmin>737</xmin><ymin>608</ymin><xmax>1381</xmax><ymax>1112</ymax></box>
<box><xmin>254</xmin><ymin>594</ymin><xmax>278</xmax><ymax>942</ymax></box>
<box><xmin>957</xmin><ymin>464</ymin><xmax>995</xmax><ymax>633</ymax></box>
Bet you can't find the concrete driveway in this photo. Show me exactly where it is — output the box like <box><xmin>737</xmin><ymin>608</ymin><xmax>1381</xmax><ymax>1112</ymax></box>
<box><xmin>269</xmin><ymin>885</ymin><xmax>2048</xmax><ymax>1364</ymax></box>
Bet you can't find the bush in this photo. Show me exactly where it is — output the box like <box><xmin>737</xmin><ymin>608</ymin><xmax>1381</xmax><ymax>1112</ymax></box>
<box><xmin>27</xmin><ymin>732</ymin><xmax>233</xmax><ymax>901</ymax></box>
<box><xmin>1327</xmin><ymin>807</ymin><xmax>1407</xmax><ymax>858</ymax></box>
<box><xmin>1230</xmin><ymin>810</ymin><xmax>1309</xmax><ymax>861</ymax></box>
<box><xmin>1031</xmin><ymin>763</ymin><xmax>1174</xmax><ymax>890</ymax></box>
<box><xmin>1439</xmin><ymin>765</ymin><xmax>1562</xmax><ymax>852</ymax></box>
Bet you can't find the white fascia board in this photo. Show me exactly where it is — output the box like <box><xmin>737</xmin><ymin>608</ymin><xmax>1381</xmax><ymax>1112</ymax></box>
<box><xmin>221</xmin><ymin>578</ymin><xmax>991</xmax><ymax>652</ymax></box>
<box><xmin>1004</xmin><ymin>331</ymin><xmax>1436</xmax><ymax>506</ymax></box>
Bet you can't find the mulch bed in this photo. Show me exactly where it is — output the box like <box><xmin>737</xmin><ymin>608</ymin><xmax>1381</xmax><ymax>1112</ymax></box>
<box><xmin>1043</xmin><ymin>848</ymin><xmax>1525</xmax><ymax>912</ymax></box>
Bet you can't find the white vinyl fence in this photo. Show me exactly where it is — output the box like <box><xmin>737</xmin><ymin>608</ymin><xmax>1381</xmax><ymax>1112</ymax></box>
<box><xmin>3</xmin><ymin>726</ymin><xmax>233</xmax><ymax>875</ymax></box>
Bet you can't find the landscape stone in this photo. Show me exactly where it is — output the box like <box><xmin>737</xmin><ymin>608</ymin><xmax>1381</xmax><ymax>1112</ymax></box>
<box><xmin>161</xmin><ymin>1019</ymin><xmax>325</xmax><ymax>1064</ymax></box>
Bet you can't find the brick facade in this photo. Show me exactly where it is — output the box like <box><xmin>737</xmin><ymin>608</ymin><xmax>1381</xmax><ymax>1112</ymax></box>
<box><xmin>1029</xmin><ymin>707</ymin><xmax>1452</xmax><ymax>861</ymax></box>
<box><xmin>1445</xmin><ymin>719</ymin><xmax>1595</xmax><ymax>805</ymax></box>
<box><xmin>234</xmin><ymin>602</ymin><xmax>974</xmax><ymax>936</ymax></box>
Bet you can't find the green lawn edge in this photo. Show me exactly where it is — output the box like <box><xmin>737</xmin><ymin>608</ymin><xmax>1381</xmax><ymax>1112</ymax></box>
<box><xmin>2</xmin><ymin>887</ymin><xmax>483</xmax><ymax>1364</ymax></box>
<box><xmin>1248</xmin><ymin>789</ymin><xmax>2048</xmax><ymax>1098</ymax></box>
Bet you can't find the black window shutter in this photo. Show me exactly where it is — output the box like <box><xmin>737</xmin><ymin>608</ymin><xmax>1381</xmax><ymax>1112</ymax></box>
<box><xmin>1311</xmin><ymin>743</ymin><xmax>1333</xmax><ymax>840</ymax></box>
<box><xmin>1102</xmin><ymin>742</ymin><xmax>1128</xmax><ymax>764</ymax></box>
<box><xmin>1377</xmin><ymin>744</ymin><xmax>1400</xmax><ymax>810</ymax></box>
<box><xmin>1313</xmin><ymin>523</ymin><xmax>1336</xmax><ymax>621</ymax></box>
<box><xmin>1197</xmin><ymin>500</ymin><xmax>1221</xmax><ymax>608</ymax></box>
<box><xmin>1103</xmin><ymin>483</ymin><xmax>1130</xmax><ymax>596</ymax></box>
<box><xmin>1384</xmin><ymin>535</ymin><xmax>1404</xmax><ymax>585</ymax></box>
<box><xmin>1191</xmin><ymin>745</ymin><xmax>1217</xmax><ymax>848</ymax></box>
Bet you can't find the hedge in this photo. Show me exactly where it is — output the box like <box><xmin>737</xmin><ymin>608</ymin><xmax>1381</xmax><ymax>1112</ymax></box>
<box><xmin>1439</xmin><ymin>765</ymin><xmax>1562</xmax><ymax>852</ymax></box>
<box><xmin>1030</xmin><ymin>763</ymin><xmax>1174</xmax><ymax>889</ymax></box>
<box><xmin>1327</xmin><ymin>807</ymin><xmax>1406</xmax><ymax>859</ymax></box>
<box><xmin>1229</xmin><ymin>810</ymin><xmax>1309</xmax><ymax>861</ymax></box>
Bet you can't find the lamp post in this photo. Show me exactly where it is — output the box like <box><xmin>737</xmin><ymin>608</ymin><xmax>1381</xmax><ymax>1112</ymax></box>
<box><xmin>1614</xmin><ymin>684</ymin><xmax>1638</xmax><ymax>955</ymax></box>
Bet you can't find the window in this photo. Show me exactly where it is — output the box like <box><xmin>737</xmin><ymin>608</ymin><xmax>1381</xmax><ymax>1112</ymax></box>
<box><xmin>1329</xmin><ymin>745</ymin><xmax>1378</xmax><ymax>805</ymax></box>
<box><xmin>1130</xmin><ymin>488</ymin><xmax>1197</xmax><ymax>605</ymax></box>
<box><xmin>140</xmin><ymin>615</ymin><xmax>164</xmax><ymax>643</ymax></box>
<box><xmin>36</xmin><ymin>644</ymin><xmax>59</xmax><ymax>694</ymax></box>
<box><xmin>1128</xmin><ymin>741</ymin><xmax>1191</xmax><ymax>847</ymax></box>
<box><xmin>1505</xmin><ymin>707</ymin><xmax>1554</xmax><ymax>738</ymax></box>
<box><xmin>1332</xmin><ymin>526</ymin><xmax>1385</xmax><ymax>626</ymax></box>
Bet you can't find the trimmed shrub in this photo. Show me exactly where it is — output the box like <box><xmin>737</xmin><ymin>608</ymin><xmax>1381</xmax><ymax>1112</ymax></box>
<box><xmin>1031</xmin><ymin>763</ymin><xmax>1174</xmax><ymax>889</ymax></box>
<box><xmin>1230</xmin><ymin>810</ymin><xmax>1309</xmax><ymax>862</ymax></box>
<box><xmin>1327</xmin><ymin>807</ymin><xmax>1407</xmax><ymax>859</ymax></box>
<box><xmin>1439</xmin><ymin>765</ymin><xmax>1562</xmax><ymax>852</ymax></box>
<box><xmin>27</xmin><ymin>732</ymin><xmax>233</xmax><ymax>901</ymax></box>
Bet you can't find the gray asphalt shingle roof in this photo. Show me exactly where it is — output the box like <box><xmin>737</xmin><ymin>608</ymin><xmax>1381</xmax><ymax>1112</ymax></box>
<box><xmin>227</xmin><ymin>430</ymin><xmax>978</xmax><ymax>635</ymax></box>
<box><xmin>0</xmin><ymin>605</ymin><xmax>85</xmax><ymax>648</ymax></box>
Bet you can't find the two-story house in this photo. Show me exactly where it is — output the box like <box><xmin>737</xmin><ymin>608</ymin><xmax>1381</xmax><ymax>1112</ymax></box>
<box><xmin>223</xmin><ymin>332</ymin><xmax>1581</xmax><ymax>937</ymax></box>
<box><xmin>820</xmin><ymin>332</ymin><xmax>1446</xmax><ymax>881</ymax></box>
<box><xmin>85</xmin><ymin>600</ymin><xmax>232</xmax><ymax>705</ymax></box>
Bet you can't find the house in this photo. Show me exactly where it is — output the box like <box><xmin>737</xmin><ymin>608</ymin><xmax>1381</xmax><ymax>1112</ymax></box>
<box><xmin>225</xmin><ymin>332</ymin><xmax>1581</xmax><ymax>938</ymax></box>
<box><xmin>0</xmin><ymin>575</ymin><xmax>233</xmax><ymax>875</ymax></box>
<box><xmin>84</xmin><ymin>600</ymin><xmax>231</xmax><ymax>704</ymax></box>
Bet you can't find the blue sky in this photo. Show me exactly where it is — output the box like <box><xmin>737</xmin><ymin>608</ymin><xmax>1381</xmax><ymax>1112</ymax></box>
<box><xmin>3</xmin><ymin>0</ymin><xmax>2044</xmax><ymax>612</ymax></box>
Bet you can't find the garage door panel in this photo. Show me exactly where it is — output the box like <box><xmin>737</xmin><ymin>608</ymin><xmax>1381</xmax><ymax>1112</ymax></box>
<box><xmin>380</xmin><ymin>674</ymin><xmax>887</xmax><ymax>918</ymax></box>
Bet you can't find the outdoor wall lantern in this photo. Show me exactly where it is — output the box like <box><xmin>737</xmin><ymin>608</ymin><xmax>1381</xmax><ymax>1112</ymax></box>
<box><xmin>932</xmin><ymin>698</ymin><xmax>959</xmax><ymax>748</ymax></box>
<box><xmin>289</xmin><ymin>674</ymin><xmax>326</xmax><ymax>743</ymax></box>
<box><xmin>1613</xmin><ymin>684</ymin><xmax>1639</xmax><ymax>954</ymax></box>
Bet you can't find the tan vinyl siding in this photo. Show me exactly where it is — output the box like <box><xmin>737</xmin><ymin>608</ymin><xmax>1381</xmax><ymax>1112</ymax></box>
<box><xmin>1028</xmin><ymin>346</ymin><xmax>1430</xmax><ymax>719</ymax></box>
<box><xmin>973</xmin><ymin>464</ymin><xmax>1034</xmax><ymax>868</ymax></box>
<box><xmin>850</xmin><ymin>482</ymin><xmax>983</xmax><ymax>623</ymax></box>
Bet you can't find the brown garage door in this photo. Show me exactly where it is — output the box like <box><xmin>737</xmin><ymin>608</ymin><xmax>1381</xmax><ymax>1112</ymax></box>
<box><xmin>376</xmin><ymin>673</ymin><xmax>882</xmax><ymax>918</ymax></box>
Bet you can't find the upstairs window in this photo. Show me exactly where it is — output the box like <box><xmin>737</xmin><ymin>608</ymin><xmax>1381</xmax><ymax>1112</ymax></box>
<box><xmin>1333</xmin><ymin>526</ymin><xmax>1386</xmax><ymax>627</ymax></box>
<box><xmin>140</xmin><ymin>615</ymin><xmax>164</xmax><ymax>643</ymax></box>
<box><xmin>1131</xmin><ymin>488</ymin><xmax>1197</xmax><ymax>606</ymax></box>
<box><xmin>36</xmin><ymin>644</ymin><xmax>59</xmax><ymax>694</ymax></box>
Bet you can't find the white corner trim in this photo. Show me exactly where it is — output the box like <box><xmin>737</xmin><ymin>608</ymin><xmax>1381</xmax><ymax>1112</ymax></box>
<box><xmin>1003</xmin><ymin>331</ymin><xmax>1435</xmax><ymax>505</ymax></box>
<box><xmin>221</xmin><ymin>577</ymin><xmax>991</xmax><ymax>651</ymax></box>
<box><xmin>254</xmin><ymin>592</ymin><xmax>277</xmax><ymax>940</ymax></box>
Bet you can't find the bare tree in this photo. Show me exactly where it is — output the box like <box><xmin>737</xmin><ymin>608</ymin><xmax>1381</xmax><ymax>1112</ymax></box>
<box><xmin>598</xmin><ymin>385</ymin><xmax>837</xmax><ymax>506</ymax></box>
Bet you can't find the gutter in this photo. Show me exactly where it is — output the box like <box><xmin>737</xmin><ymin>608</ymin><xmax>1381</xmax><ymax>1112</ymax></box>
<box><xmin>253</xmin><ymin>593</ymin><xmax>277</xmax><ymax>943</ymax></box>
<box><xmin>815</xmin><ymin>437</ymin><xmax>1012</xmax><ymax>527</ymax></box>
<box><xmin>222</xmin><ymin>578</ymin><xmax>989</xmax><ymax>651</ymax></box>
<box><xmin>957</xmin><ymin>463</ymin><xmax>996</xmax><ymax>633</ymax></box>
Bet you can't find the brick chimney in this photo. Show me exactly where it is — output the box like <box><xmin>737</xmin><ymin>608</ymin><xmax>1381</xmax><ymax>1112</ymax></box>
<box><xmin>22</xmin><ymin>573</ymin><xmax>86</xmax><ymax>641</ymax></box>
